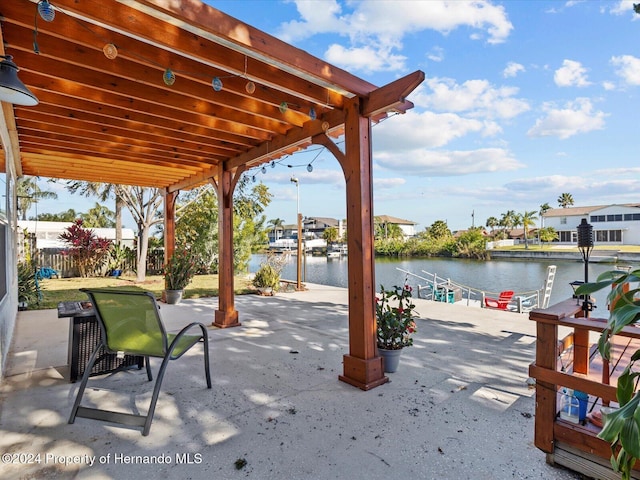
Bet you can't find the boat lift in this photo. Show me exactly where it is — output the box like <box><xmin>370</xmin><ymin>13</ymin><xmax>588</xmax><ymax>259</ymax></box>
<box><xmin>397</xmin><ymin>265</ymin><xmax>556</xmax><ymax>313</ymax></box>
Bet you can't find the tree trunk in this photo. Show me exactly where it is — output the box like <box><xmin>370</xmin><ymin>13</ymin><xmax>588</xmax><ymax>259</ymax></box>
<box><xmin>115</xmin><ymin>194</ymin><xmax>123</xmax><ymax>245</ymax></box>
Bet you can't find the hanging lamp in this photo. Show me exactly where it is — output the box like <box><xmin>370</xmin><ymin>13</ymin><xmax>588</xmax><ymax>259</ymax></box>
<box><xmin>0</xmin><ymin>56</ymin><xmax>38</xmax><ymax>106</ymax></box>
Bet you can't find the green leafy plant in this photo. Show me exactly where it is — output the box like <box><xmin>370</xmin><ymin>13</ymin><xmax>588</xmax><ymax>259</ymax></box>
<box><xmin>106</xmin><ymin>243</ymin><xmax>131</xmax><ymax>274</ymax></box>
<box><xmin>252</xmin><ymin>253</ymin><xmax>286</xmax><ymax>291</ymax></box>
<box><xmin>376</xmin><ymin>284</ymin><xmax>417</xmax><ymax>350</ymax></box>
<box><xmin>576</xmin><ymin>268</ymin><xmax>640</xmax><ymax>480</ymax></box>
<box><xmin>17</xmin><ymin>261</ymin><xmax>39</xmax><ymax>307</ymax></box>
<box><xmin>252</xmin><ymin>264</ymin><xmax>280</xmax><ymax>290</ymax></box>
<box><xmin>163</xmin><ymin>249</ymin><xmax>198</xmax><ymax>290</ymax></box>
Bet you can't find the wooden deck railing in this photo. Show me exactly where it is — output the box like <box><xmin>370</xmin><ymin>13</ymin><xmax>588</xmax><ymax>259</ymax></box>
<box><xmin>528</xmin><ymin>298</ymin><xmax>640</xmax><ymax>478</ymax></box>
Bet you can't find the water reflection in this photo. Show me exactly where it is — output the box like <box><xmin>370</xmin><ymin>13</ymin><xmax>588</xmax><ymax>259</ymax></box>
<box><xmin>250</xmin><ymin>254</ymin><xmax>627</xmax><ymax>315</ymax></box>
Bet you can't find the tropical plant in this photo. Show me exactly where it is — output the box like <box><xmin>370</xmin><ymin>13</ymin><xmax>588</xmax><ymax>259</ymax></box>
<box><xmin>252</xmin><ymin>253</ymin><xmax>286</xmax><ymax>290</ymax></box>
<box><xmin>538</xmin><ymin>227</ymin><xmax>558</xmax><ymax>246</ymax></box>
<box><xmin>576</xmin><ymin>269</ymin><xmax>640</xmax><ymax>480</ymax></box>
<box><xmin>557</xmin><ymin>192</ymin><xmax>574</xmax><ymax>208</ymax></box>
<box><xmin>520</xmin><ymin>210</ymin><xmax>538</xmax><ymax>249</ymax></box>
<box><xmin>267</xmin><ymin>217</ymin><xmax>285</xmax><ymax>241</ymax></box>
<box><xmin>17</xmin><ymin>176</ymin><xmax>58</xmax><ymax>220</ymax></box>
<box><xmin>485</xmin><ymin>216</ymin><xmax>499</xmax><ymax>236</ymax></box>
<box><xmin>17</xmin><ymin>261</ymin><xmax>39</xmax><ymax>306</ymax></box>
<box><xmin>252</xmin><ymin>264</ymin><xmax>280</xmax><ymax>290</ymax></box>
<box><xmin>59</xmin><ymin>219</ymin><xmax>112</xmax><ymax>277</ymax></box>
<box><xmin>106</xmin><ymin>243</ymin><xmax>131</xmax><ymax>274</ymax></box>
<box><xmin>376</xmin><ymin>284</ymin><xmax>417</xmax><ymax>350</ymax></box>
<box><xmin>322</xmin><ymin>226</ymin><xmax>339</xmax><ymax>244</ymax></box>
<box><xmin>163</xmin><ymin>249</ymin><xmax>198</xmax><ymax>290</ymax></box>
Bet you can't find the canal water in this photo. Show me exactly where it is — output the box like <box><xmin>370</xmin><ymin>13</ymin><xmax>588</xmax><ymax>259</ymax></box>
<box><xmin>249</xmin><ymin>254</ymin><xmax>635</xmax><ymax>314</ymax></box>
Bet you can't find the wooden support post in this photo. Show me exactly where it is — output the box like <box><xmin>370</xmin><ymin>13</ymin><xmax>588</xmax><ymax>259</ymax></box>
<box><xmin>314</xmin><ymin>97</ymin><xmax>386</xmax><ymax>390</ymax></box>
<box><xmin>532</xmin><ymin>315</ymin><xmax>558</xmax><ymax>453</ymax></box>
<box><xmin>212</xmin><ymin>165</ymin><xmax>240</xmax><ymax>328</ymax></box>
<box><xmin>162</xmin><ymin>190</ymin><xmax>177</xmax><ymax>302</ymax></box>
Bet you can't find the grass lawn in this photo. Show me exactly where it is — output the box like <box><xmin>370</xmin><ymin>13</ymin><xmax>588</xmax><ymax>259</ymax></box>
<box><xmin>32</xmin><ymin>274</ymin><xmax>255</xmax><ymax>310</ymax></box>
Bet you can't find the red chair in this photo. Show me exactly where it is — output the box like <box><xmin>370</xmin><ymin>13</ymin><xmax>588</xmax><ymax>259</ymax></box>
<box><xmin>484</xmin><ymin>290</ymin><xmax>514</xmax><ymax>310</ymax></box>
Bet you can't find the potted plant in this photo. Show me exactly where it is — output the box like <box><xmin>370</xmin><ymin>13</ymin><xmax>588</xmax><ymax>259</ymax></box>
<box><xmin>106</xmin><ymin>243</ymin><xmax>128</xmax><ymax>277</ymax></box>
<box><xmin>376</xmin><ymin>284</ymin><xmax>417</xmax><ymax>372</ymax></box>
<box><xmin>162</xmin><ymin>249</ymin><xmax>198</xmax><ymax>304</ymax></box>
<box><xmin>576</xmin><ymin>268</ymin><xmax>640</xmax><ymax>480</ymax></box>
<box><xmin>252</xmin><ymin>264</ymin><xmax>280</xmax><ymax>295</ymax></box>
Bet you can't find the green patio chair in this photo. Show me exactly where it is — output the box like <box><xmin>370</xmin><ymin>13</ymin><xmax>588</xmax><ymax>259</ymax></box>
<box><xmin>68</xmin><ymin>288</ymin><xmax>211</xmax><ymax>436</ymax></box>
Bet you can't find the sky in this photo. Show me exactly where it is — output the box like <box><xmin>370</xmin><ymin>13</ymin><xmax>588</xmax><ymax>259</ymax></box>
<box><xmin>37</xmin><ymin>0</ymin><xmax>640</xmax><ymax>232</ymax></box>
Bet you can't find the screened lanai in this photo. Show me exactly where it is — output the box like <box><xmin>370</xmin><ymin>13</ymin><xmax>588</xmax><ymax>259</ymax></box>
<box><xmin>0</xmin><ymin>0</ymin><xmax>423</xmax><ymax>389</ymax></box>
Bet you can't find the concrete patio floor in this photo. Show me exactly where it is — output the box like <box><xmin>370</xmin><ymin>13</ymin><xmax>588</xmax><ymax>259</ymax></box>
<box><xmin>0</xmin><ymin>283</ymin><xmax>583</xmax><ymax>480</ymax></box>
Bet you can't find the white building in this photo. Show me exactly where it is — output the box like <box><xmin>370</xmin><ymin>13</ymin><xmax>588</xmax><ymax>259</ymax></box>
<box><xmin>542</xmin><ymin>204</ymin><xmax>640</xmax><ymax>245</ymax></box>
<box><xmin>17</xmin><ymin>221</ymin><xmax>136</xmax><ymax>249</ymax></box>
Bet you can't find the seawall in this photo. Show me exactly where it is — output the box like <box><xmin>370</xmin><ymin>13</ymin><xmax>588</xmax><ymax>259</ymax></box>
<box><xmin>489</xmin><ymin>250</ymin><xmax>640</xmax><ymax>264</ymax></box>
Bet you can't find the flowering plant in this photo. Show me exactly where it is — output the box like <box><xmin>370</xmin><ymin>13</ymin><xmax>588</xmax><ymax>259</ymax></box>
<box><xmin>376</xmin><ymin>284</ymin><xmax>417</xmax><ymax>350</ymax></box>
<box><xmin>163</xmin><ymin>249</ymin><xmax>198</xmax><ymax>290</ymax></box>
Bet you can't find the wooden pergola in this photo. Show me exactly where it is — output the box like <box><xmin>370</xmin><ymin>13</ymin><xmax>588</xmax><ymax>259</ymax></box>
<box><xmin>0</xmin><ymin>0</ymin><xmax>423</xmax><ymax>390</ymax></box>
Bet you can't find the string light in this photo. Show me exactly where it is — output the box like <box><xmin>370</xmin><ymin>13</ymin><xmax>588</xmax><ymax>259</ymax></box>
<box><xmin>37</xmin><ymin>0</ymin><xmax>55</xmax><ymax>22</ymax></box>
<box><xmin>163</xmin><ymin>68</ymin><xmax>176</xmax><ymax>86</ymax></box>
<box><xmin>103</xmin><ymin>43</ymin><xmax>118</xmax><ymax>59</ymax></box>
<box><xmin>261</xmin><ymin>166</ymin><xmax>267</xmax><ymax>174</ymax></box>
<box><xmin>212</xmin><ymin>77</ymin><xmax>223</xmax><ymax>92</ymax></box>
<box><xmin>271</xmin><ymin>161</ymin><xmax>276</xmax><ymax>168</ymax></box>
<box><xmin>29</xmin><ymin>3</ymin><xmax>330</xmax><ymax>125</ymax></box>
<box><xmin>322</xmin><ymin>121</ymin><xmax>329</xmax><ymax>132</ymax></box>
<box><xmin>307</xmin><ymin>164</ymin><xmax>313</xmax><ymax>172</ymax></box>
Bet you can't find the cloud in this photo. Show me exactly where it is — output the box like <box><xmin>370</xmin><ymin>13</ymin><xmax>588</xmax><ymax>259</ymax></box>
<box><xmin>527</xmin><ymin>98</ymin><xmax>607</xmax><ymax>139</ymax></box>
<box><xmin>417</xmin><ymin>77</ymin><xmax>530</xmax><ymax>119</ymax></box>
<box><xmin>373</xmin><ymin>178</ymin><xmax>406</xmax><ymax>189</ymax></box>
<box><xmin>325</xmin><ymin>44</ymin><xmax>406</xmax><ymax>74</ymax></box>
<box><xmin>611</xmin><ymin>55</ymin><xmax>640</xmax><ymax>85</ymax></box>
<box><xmin>374</xmin><ymin>110</ymin><xmax>493</xmax><ymax>150</ymax></box>
<box><xmin>375</xmin><ymin>148</ymin><xmax>524</xmax><ymax>176</ymax></box>
<box><xmin>608</xmin><ymin>0</ymin><xmax>637</xmax><ymax>16</ymax></box>
<box><xmin>503</xmin><ymin>62</ymin><xmax>525</xmax><ymax>78</ymax></box>
<box><xmin>554</xmin><ymin>59</ymin><xmax>591</xmax><ymax>87</ymax></box>
<box><xmin>277</xmin><ymin>0</ymin><xmax>513</xmax><ymax>73</ymax></box>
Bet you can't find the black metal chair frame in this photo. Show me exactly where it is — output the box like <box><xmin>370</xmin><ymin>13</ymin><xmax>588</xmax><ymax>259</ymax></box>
<box><xmin>68</xmin><ymin>289</ymin><xmax>212</xmax><ymax>436</ymax></box>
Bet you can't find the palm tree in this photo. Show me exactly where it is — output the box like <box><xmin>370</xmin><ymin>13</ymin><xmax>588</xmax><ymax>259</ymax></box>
<box><xmin>267</xmin><ymin>218</ymin><xmax>285</xmax><ymax>241</ymax></box>
<box><xmin>16</xmin><ymin>176</ymin><xmax>58</xmax><ymax>220</ymax></box>
<box><xmin>499</xmin><ymin>210</ymin><xmax>517</xmax><ymax>237</ymax></box>
<box><xmin>557</xmin><ymin>193</ymin><xmax>574</xmax><ymax>208</ymax></box>
<box><xmin>520</xmin><ymin>210</ymin><xmax>538</xmax><ymax>249</ymax></box>
<box><xmin>485</xmin><ymin>216</ymin><xmax>499</xmax><ymax>236</ymax></box>
<box><xmin>539</xmin><ymin>202</ymin><xmax>551</xmax><ymax>228</ymax></box>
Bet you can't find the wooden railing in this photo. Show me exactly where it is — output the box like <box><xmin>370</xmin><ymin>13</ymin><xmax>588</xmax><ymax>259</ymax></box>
<box><xmin>528</xmin><ymin>298</ymin><xmax>640</xmax><ymax>478</ymax></box>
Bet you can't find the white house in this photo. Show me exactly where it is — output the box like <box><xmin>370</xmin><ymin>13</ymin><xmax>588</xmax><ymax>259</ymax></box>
<box><xmin>542</xmin><ymin>204</ymin><xmax>640</xmax><ymax>245</ymax></box>
<box><xmin>17</xmin><ymin>221</ymin><xmax>136</xmax><ymax>249</ymax></box>
<box><xmin>374</xmin><ymin>215</ymin><xmax>417</xmax><ymax>238</ymax></box>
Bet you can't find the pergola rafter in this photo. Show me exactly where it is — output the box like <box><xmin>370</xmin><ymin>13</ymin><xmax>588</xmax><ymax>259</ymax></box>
<box><xmin>0</xmin><ymin>0</ymin><xmax>424</xmax><ymax>390</ymax></box>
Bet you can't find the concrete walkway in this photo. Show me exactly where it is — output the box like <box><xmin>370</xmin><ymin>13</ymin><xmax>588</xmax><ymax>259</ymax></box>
<box><xmin>0</xmin><ymin>284</ymin><xmax>582</xmax><ymax>479</ymax></box>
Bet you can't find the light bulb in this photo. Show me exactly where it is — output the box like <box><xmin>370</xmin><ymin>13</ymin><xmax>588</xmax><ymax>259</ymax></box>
<box><xmin>212</xmin><ymin>77</ymin><xmax>223</xmax><ymax>92</ymax></box>
<box><xmin>307</xmin><ymin>164</ymin><xmax>313</xmax><ymax>172</ymax></box>
<box><xmin>270</xmin><ymin>161</ymin><xmax>276</xmax><ymax>168</ymax></box>
<box><xmin>163</xmin><ymin>69</ymin><xmax>176</xmax><ymax>86</ymax></box>
<box><xmin>261</xmin><ymin>166</ymin><xmax>267</xmax><ymax>174</ymax></box>
<box><xmin>245</xmin><ymin>81</ymin><xmax>256</xmax><ymax>94</ymax></box>
<box><xmin>279</xmin><ymin>102</ymin><xmax>288</xmax><ymax>114</ymax></box>
<box><xmin>321</xmin><ymin>121</ymin><xmax>329</xmax><ymax>132</ymax></box>
<box><xmin>103</xmin><ymin>44</ymin><xmax>118</xmax><ymax>60</ymax></box>
<box><xmin>309</xmin><ymin>107</ymin><xmax>316</xmax><ymax>120</ymax></box>
<box><xmin>38</xmin><ymin>0</ymin><xmax>55</xmax><ymax>22</ymax></box>
<box><xmin>252</xmin><ymin>175</ymin><xmax>256</xmax><ymax>183</ymax></box>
